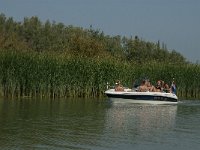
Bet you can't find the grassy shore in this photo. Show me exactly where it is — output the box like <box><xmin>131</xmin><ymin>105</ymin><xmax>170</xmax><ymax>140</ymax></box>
<box><xmin>0</xmin><ymin>50</ymin><xmax>200</xmax><ymax>99</ymax></box>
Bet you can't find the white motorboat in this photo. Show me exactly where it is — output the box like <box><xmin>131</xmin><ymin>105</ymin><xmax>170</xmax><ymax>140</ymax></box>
<box><xmin>105</xmin><ymin>89</ymin><xmax>178</xmax><ymax>104</ymax></box>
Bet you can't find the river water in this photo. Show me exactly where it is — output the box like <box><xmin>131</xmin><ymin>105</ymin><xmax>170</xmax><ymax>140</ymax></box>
<box><xmin>0</xmin><ymin>98</ymin><xmax>200</xmax><ymax>150</ymax></box>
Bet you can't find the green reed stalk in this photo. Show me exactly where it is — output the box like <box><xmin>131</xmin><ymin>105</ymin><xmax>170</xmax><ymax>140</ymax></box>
<box><xmin>0</xmin><ymin>50</ymin><xmax>200</xmax><ymax>99</ymax></box>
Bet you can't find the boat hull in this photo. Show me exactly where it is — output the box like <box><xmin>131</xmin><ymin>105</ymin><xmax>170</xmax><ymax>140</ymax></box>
<box><xmin>105</xmin><ymin>89</ymin><xmax>178</xmax><ymax>104</ymax></box>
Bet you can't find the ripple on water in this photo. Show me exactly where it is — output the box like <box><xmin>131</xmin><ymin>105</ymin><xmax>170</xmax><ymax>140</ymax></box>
<box><xmin>0</xmin><ymin>99</ymin><xmax>200</xmax><ymax>150</ymax></box>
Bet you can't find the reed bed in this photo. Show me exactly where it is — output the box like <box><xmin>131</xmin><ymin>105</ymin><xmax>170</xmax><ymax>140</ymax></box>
<box><xmin>0</xmin><ymin>51</ymin><xmax>200</xmax><ymax>99</ymax></box>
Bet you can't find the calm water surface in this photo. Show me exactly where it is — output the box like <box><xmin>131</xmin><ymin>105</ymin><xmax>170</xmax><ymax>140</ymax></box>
<box><xmin>0</xmin><ymin>98</ymin><xmax>200</xmax><ymax>150</ymax></box>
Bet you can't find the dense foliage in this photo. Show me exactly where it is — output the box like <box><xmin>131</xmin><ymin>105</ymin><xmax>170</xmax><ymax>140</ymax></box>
<box><xmin>0</xmin><ymin>51</ymin><xmax>199</xmax><ymax>99</ymax></box>
<box><xmin>0</xmin><ymin>13</ymin><xmax>199</xmax><ymax>99</ymax></box>
<box><xmin>0</xmin><ymin>13</ymin><xmax>186</xmax><ymax>64</ymax></box>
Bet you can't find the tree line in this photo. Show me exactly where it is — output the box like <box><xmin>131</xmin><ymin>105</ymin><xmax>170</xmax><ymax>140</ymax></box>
<box><xmin>0</xmin><ymin>13</ymin><xmax>186</xmax><ymax>64</ymax></box>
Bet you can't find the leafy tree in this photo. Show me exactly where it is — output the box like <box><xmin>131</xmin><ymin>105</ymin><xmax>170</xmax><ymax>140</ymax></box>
<box><xmin>0</xmin><ymin>13</ymin><xmax>187</xmax><ymax>65</ymax></box>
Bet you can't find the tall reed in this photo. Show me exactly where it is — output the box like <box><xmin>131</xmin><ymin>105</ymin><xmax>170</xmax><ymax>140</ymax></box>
<box><xmin>0</xmin><ymin>50</ymin><xmax>200</xmax><ymax>99</ymax></box>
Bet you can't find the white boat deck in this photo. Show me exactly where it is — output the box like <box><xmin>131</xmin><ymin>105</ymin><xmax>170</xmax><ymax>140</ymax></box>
<box><xmin>105</xmin><ymin>89</ymin><xmax>178</xmax><ymax>104</ymax></box>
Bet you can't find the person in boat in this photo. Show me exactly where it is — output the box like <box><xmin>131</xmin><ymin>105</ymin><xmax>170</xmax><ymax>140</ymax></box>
<box><xmin>115</xmin><ymin>80</ymin><xmax>124</xmax><ymax>92</ymax></box>
<box><xmin>146</xmin><ymin>80</ymin><xmax>156</xmax><ymax>92</ymax></box>
<box><xmin>171</xmin><ymin>81</ymin><xmax>177</xmax><ymax>94</ymax></box>
<box><xmin>138</xmin><ymin>80</ymin><xmax>148</xmax><ymax>92</ymax></box>
<box><xmin>161</xmin><ymin>80</ymin><xmax>165</xmax><ymax>91</ymax></box>
<box><xmin>155</xmin><ymin>80</ymin><xmax>162</xmax><ymax>92</ymax></box>
<box><xmin>163</xmin><ymin>83</ymin><xmax>171</xmax><ymax>93</ymax></box>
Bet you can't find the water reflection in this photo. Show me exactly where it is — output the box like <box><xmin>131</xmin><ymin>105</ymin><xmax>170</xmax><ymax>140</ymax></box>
<box><xmin>1</xmin><ymin>99</ymin><xmax>200</xmax><ymax>150</ymax></box>
<box><xmin>0</xmin><ymin>98</ymin><xmax>107</xmax><ymax>150</ymax></box>
<box><xmin>105</xmin><ymin>103</ymin><xmax>177</xmax><ymax>140</ymax></box>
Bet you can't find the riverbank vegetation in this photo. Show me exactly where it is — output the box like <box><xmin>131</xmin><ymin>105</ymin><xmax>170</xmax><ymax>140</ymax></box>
<box><xmin>0</xmin><ymin>13</ymin><xmax>199</xmax><ymax>99</ymax></box>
